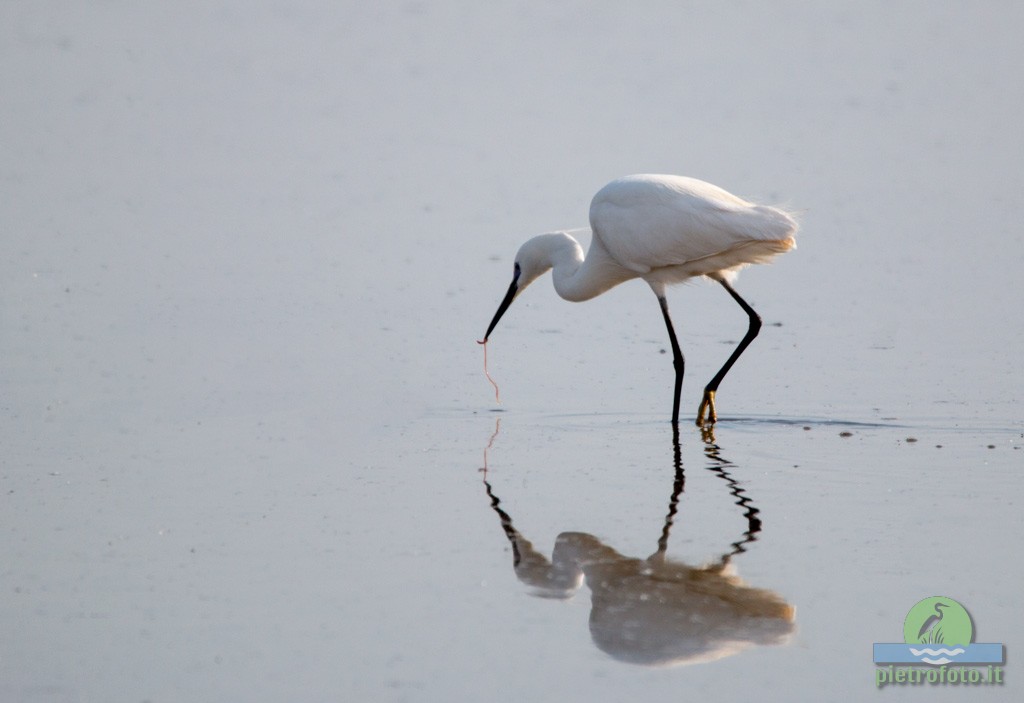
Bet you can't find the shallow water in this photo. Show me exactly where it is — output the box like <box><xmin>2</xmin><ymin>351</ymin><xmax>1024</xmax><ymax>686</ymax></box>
<box><xmin>3</xmin><ymin>2</ymin><xmax>1022</xmax><ymax>701</ymax></box>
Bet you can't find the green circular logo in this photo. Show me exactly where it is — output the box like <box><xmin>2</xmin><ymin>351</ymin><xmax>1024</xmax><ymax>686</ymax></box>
<box><xmin>903</xmin><ymin>596</ymin><xmax>973</xmax><ymax>645</ymax></box>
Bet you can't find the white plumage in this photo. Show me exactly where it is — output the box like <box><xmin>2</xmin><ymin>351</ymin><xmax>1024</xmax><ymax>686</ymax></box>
<box><xmin>591</xmin><ymin>174</ymin><xmax>796</xmax><ymax>280</ymax></box>
<box><xmin>479</xmin><ymin>174</ymin><xmax>798</xmax><ymax>425</ymax></box>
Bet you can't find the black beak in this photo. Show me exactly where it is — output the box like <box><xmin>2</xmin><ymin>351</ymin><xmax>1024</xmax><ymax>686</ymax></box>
<box><xmin>478</xmin><ymin>270</ymin><xmax>520</xmax><ymax>344</ymax></box>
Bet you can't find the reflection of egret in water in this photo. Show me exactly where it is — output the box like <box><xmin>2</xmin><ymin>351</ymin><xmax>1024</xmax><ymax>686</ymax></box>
<box><xmin>480</xmin><ymin>423</ymin><xmax>795</xmax><ymax>666</ymax></box>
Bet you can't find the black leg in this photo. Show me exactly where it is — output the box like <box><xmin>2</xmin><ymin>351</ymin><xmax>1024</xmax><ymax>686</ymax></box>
<box><xmin>697</xmin><ymin>279</ymin><xmax>762</xmax><ymax>425</ymax></box>
<box><xmin>658</xmin><ymin>296</ymin><xmax>684</xmax><ymax>425</ymax></box>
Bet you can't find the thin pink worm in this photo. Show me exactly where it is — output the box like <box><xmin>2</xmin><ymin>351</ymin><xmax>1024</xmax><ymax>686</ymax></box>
<box><xmin>477</xmin><ymin>339</ymin><xmax>500</xmax><ymax>404</ymax></box>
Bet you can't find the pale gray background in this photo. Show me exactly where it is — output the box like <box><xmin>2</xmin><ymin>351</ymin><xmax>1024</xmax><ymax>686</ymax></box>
<box><xmin>3</xmin><ymin>2</ymin><xmax>1021</xmax><ymax>701</ymax></box>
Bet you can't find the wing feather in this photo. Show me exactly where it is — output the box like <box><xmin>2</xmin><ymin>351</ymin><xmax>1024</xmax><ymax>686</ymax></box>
<box><xmin>589</xmin><ymin>175</ymin><xmax>797</xmax><ymax>275</ymax></box>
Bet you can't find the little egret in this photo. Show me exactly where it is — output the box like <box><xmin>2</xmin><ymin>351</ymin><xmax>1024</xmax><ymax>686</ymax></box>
<box><xmin>478</xmin><ymin>174</ymin><xmax>797</xmax><ymax>426</ymax></box>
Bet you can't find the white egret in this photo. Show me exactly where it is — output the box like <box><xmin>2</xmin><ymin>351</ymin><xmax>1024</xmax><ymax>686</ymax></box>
<box><xmin>479</xmin><ymin>174</ymin><xmax>798</xmax><ymax>426</ymax></box>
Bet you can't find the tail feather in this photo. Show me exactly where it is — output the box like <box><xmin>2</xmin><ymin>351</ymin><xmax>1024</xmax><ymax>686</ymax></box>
<box><xmin>751</xmin><ymin>205</ymin><xmax>799</xmax><ymax>241</ymax></box>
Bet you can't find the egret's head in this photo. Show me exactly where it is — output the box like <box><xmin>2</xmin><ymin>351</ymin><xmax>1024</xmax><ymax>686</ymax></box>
<box><xmin>512</xmin><ymin>235</ymin><xmax>562</xmax><ymax>290</ymax></box>
<box><xmin>478</xmin><ymin>236</ymin><xmax>560</xmax><ymax>344</ymax></box>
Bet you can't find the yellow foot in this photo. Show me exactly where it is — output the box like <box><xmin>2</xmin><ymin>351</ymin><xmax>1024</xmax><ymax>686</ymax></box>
<box><xmin>696</xmin><ymin>390</ymin><xmax>717</xmax><ymax>426</ymax></box>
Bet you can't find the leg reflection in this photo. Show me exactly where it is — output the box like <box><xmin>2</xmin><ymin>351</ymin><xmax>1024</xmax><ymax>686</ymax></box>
<box><xmin>477</xmin><ymin>421</ymin><xmax>795</xmax><ymax>666</ymax></box>
<box><xmin>702</xmin><ymin>432</ymin><xmax>763</xmax><ymax>563</ymax></box>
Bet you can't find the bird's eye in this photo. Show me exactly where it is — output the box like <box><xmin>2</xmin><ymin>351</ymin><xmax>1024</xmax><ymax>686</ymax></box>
<box><xmin>514</xmin><ymin>262</ymin><xmax>521</xmax><ymax>275</ymax></box>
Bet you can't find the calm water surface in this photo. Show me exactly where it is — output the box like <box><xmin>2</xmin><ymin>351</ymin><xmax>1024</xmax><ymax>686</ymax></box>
<box><xmin>3</xmin><ymin>2</ymin><xmax>1022</xmax><ymax>701</ymax></box>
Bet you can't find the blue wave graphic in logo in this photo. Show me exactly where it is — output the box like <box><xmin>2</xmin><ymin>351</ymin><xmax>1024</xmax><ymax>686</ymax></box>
<box><xmin>874</xmin><ymin>643</ymin><xmax>1003</xmax><ymax>665</ymax></box>
<box><xmin>908</xmin><ymin>647</ymin><xmax>966</xmax><ymax>665</ymax></box>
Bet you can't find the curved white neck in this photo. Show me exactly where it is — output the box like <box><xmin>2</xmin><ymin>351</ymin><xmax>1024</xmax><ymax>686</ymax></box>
<box><xmin>516</xmin><ymin>232</ymin><xmax>637</xmax><ymax>303</ymax></box>
<box><xmin>549</xmin><ymin>234</ymin><xmax>634</xmax><ymax>302</ymax></box>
